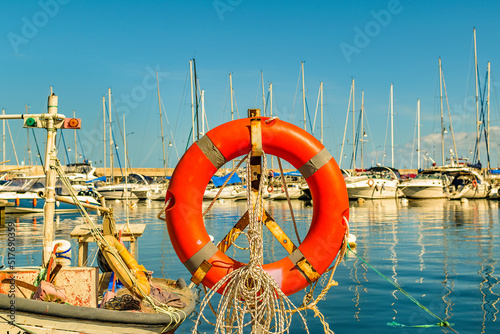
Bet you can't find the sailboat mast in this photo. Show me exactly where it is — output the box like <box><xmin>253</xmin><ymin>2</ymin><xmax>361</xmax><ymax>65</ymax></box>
<box><xmin>301</xmin><ymin>61</ymin><xmax>306</xmax><ymax>131</ymax></box>
<box><xmin>391</xmin><ymin>83</ymin><xmax>394</xmax><ymax>168</ymax></box>
<box><xmin>123</xmin><ymin>114</ymin><xmax>130</xmax><ymax>224</ymax></box>
<box><xmin>190</xmin><ymin>60</ymin><xmax>195</xmax><ymax>144</ymax></box>
<box><xmin>108</xmin><ymin>88</ymin><xmax>114</xmax><ymax>182</ymax></box>
<box><xmin>261</xmin><ymin>71</ymin><xmax>266</xmax><ymax>116</ymax></box>
<box><xmin>361</xmin><ymin>90</ymin><xmax>364</xmax><ymax>170</ymax></box>
<box><xmin>487</xmin><ymin>61</ymin><xmax>491</xmax><ymax>169</ymax></box>
<box><xmin>157</xmin><ymin>71</ymin><xmax>167</xmax><ymax>174</ymax></box>
<box><xmin>229</xmin><ymin>73</ymin><xmax>235</xmax><ymax>170</ymax></box>
<box><xmin>474</xmin><ymin>27</ymin><xmax>480</xmax><ymax>162</ymax></box>
<box><xmin>102</xmin><ymin>96</ymin><xmax>106</xmax><ymax>180</ymax></box>
<box><xmin>42</xmin><ymin>90</ymin><xmax>58</xmax><ymax>263</ymax></box>
<box><xmin>352</xmin><ymin>79</ymin><xmax>356</xmax><ymax>169</ymax></box>
<box><xmin>73</xmin><ymin>110</ymin><xmax>77</xmax><ymax>163</ymax></box>
<box><xmin>193</xmin><ymin>59</ymin><xmax>200</xmax><ymax>142</ymax></box>
<box><xmin>270</xmin><ymin>82</ymin><xmax>274</xmax><ymax>171</ymax></box>
<box><xmin>25</xmin><ymin>105</ymin><xmax>32</xmax><ymax>168</ymax></box>
<box><xmin>439</xmin><ymin>58</ymin><xmax>445</xmax><ymax>165</ymax></box>
<box><xmin>201</xmin><ymin>90</ymin><xmax>205</xmax><ymax>136</ymax></box>
<box><xmin>320</xmin><ymin>81</ymin><xmax>324</xmax><ymax>145</ymax></box>
<box><xmin>2</xmin><ymin>109</ymin><xmax>5</xmax><ymax>163</ymax></box>
<box><xmin>417</xmin><ymin>99</ymin><xmax>421</xmax><ymax>170</ymax></box>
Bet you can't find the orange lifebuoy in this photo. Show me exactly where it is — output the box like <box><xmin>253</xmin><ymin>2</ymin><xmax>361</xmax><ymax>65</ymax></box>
<box><xmin>281</xmin><ymin>185</ymin><xmax>286</xmax><ymax>192</ymax></box>
<box><xmin>164</xmin><ymin>117</ymin><xmax>349</xmax><ymax>296</ymax></box>
<box><xmin>367</xmin><ymin>178</ymin><xmax>374</xmax><ymax>187</ymax></box>
<box><xmin>472</xmin><ymin>179</ymin><xmax>478</xmax><ymax>188</ymax></box>
<box><xmin>267</xmin><ymin>185</ymin><xmax>274</xmax><ymax>193</ymax></box>
<box><xmin>100</xmin><ymin>235</ymin><xmax>150</xmax><ymax>297</ymax></box>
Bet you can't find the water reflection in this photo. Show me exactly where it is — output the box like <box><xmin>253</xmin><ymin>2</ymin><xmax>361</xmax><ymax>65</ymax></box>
<box><xmin>1</xmin><ymin>198</ymin><xmax>499</xmax><ymax>333</ymax></box>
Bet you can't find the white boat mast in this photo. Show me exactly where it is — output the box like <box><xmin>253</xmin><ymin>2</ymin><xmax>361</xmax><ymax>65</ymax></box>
<box><xmin>73</xmin><ymin>110</ymin><xmax>77</xmax><ymax>163</ymax></box>
<box><xmin>320</xmin><ymin>81</ymin><xmax>324</xmax><ymax>145</ymax></box>
<box><xmin>201</xmin><ymin>90</ymin><xmax>205</xmax><ymax>136</ymax></box>
<box><xmin>352</xmin><ymin>79</ymin><xmax>356</xmax><ymax>169</ymax></box>
<box><xmin>2</xmin><ymin>109</ymin><xmax>5</xmax><ymax>163</ymax></box>
<box><xmin>269</xmin><ymin>82</ymin><xmax>274</xmax><ymax>171</ymax></box>
<box><xmin>417</xmin><ymin>99</ymin><xmax>421</xmax><ymax>170</ymax></box>
<box><xmin>261</xmin><ymin>71</ymin><xmax>266</xmax><ymax>116</ymax></box>
<box><xmin>102</xmin><ymin>96</ymin><xmax>106</xmax><ymax>179</ymax></box>
<box><xmin>487</xmin><ymin>61</ymin><xmax>491</xmax><ymax>169</ymax></box>
<box><xmin>189</xmin><ymin>60</ymin><xmax>195</xmax><ymax>144</ymax></box>
<box><xmin>439</xmin><ymin>57</ymin><xmax>445</xmax><ymax>165</ymax></box>
<box><xmin>157</xmin><ymin>71</ymin><xmax>167</xmax><ymax>174</ymax></box>
<box><xmin>25</xmin><ymin>105</ymin><xmax>32</xmax><ymax>168</ymax></box>
<box><xmin>339</xmin><ymin>80</ymin><xmax>354</xmax><ymax>168</ymax></box>
<box><xmin>230</xmin><ymin>73</ymin><xmax>235</xmax><ymax>170</ymax></box>
<box><xmin>360</xmin><ymin>90</ymin><xmax>364</xmax><ymax>170</ymax></box>
<box><xmin>390</xmin><ymin>83</ymin><xmax>394</xmax><ymax>168</ymax></box>
<box><xmin>301</xmin><ymin>61</ymin><xmax>306</xmax><ymax>131</ymax></box>
<box><xmin>108</xmin><ymin>88</ymin><xmax>114</xmax><ymax>182</ymax></box>
<box><xmin>474</xmin><ymin>27</ymin><xmax>480</xmax><ymax>162</ymax></box>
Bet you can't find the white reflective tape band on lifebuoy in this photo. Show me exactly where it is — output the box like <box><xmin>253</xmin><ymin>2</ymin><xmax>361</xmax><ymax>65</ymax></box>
<box><xmin>183</xmin><ymin>241</ymin><xmax>219</xmax><ymax>274</ymax></box>
<box><xmin>287</xmin><ymin>248</ymin><xmax>316</xmax><ymax>284</ymax></box>
<box><xmin>196</xmin><ymin>135</ymin><xmax>228</xmax><ymax>169</ymax></box>
<box><xmin>298</xmin><ymin>147</ymin><xmax>332</xmax><ymax>179</ymax></box>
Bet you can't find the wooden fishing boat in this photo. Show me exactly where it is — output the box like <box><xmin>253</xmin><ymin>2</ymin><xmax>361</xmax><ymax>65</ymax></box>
<box><xmin>0</xmin><ymin>90</ymin><xmax>196</xmax><ymax>333</ymax></box>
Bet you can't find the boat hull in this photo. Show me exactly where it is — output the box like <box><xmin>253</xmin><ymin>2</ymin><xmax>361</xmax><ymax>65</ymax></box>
<box><xmin>346</xmin><ymin>180</ymin><xmax>399</xmax><ymax>199</ymax></box>
<box><xmin>400</xmin><ymin>185</ymin><xmax>446</xmax><ymax>199</ymax></box>
<box><xmin>0</xmin><ymin>275</ymin><xmax>195</xmax><ymax>334</ymax></box>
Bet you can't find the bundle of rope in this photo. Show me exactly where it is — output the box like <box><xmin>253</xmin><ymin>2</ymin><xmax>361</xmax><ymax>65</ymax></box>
<box><xmin>192</xmin><ymin>153</ymin><xmax>311</xmax><ymax>333</ymax></box>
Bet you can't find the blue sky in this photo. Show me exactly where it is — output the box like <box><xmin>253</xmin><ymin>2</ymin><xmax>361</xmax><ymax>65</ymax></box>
<box><xmin>1</xmin><ymin>0</ymin><xmax>499</xmax><ymax>170</ymax></box>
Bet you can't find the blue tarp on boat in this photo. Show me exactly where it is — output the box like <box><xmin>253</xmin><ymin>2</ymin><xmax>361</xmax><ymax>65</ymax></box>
<box><xmin>489</xmin><ymin>169</ymin><xmax>500</xmax><ymax>175</ymax></box>
<box><xmin>211</xmin><ymin>173</ymin><xmax>242</xmax><ymax>187</ymax></box>
<box><xmin>283</xmin><ymin>170</ymin><xmax>302</xmax><ymax>177</ymax></box>
<box><xmin>86</xmin><ymin>176</ymin><xmax>107</xmax><ymax>183</ymax></box>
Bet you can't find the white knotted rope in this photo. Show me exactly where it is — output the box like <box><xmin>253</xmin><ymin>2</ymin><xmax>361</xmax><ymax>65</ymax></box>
<box><xmin>192</xmin><ymin>153</ymin><xmax>309</xmax><ymax>334</ymax></box>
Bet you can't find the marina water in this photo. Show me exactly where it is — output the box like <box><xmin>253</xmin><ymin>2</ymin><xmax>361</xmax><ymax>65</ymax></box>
<box><xmin>1</xmin><ymin>198</ymin><xmax>499</xmax><ymax>333</ymax></box>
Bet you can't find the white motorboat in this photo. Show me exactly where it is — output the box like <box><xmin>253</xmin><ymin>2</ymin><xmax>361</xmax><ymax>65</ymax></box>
<box><xmin>399</xmin><ymin>170</ymin><xmax>448</xmax><ymax>199</ymax></box>
<box><xmin>96</xmin><ymin>173</ymin><xmax>152</xmax><ymax>200</ymax></box>
<box><xmin>345</xmin><ymin>166</ymin><xmax>402</xmax><ymax>199</ymax></box>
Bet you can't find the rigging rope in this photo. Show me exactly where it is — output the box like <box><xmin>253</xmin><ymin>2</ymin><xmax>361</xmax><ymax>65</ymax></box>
<box><xmin>52</xmin><ymin>160</ymin><xmax>186</xmax><ymax>322</ymax></box>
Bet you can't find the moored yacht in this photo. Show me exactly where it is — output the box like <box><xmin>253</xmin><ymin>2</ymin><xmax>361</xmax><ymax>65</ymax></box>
<box><xmin>399</xmin><ymin>170</ymin><xmax>448</xmax><ymax>199</ymax></box>
<box><xmin>345</xmin><ymin>166</ymin><xmax>402</xmax><ymax>199</ymax></box>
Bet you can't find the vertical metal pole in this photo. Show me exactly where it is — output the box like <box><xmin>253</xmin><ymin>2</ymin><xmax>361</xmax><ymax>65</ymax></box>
<box><xmin>270</xmin><ymin>83</ymin><xmax>274</xmax><ymax>171</ymax></box>
<box><xmin>261</xmin><ymin>71</ymin><xmax>266</xmax><ymax>116</ymax></box>
<box><xmin>360</xmin><ymin>90</ymin><xmax>364</xmax><ymax>170</ymax></box>
<box><xmin>301</xmin><ymin>61</ymin><xmax>306</xmax><ymax>131</ymax></box>
<box><xmin>487</xmin><ymin>61</ymin><xmax>491</xmax><ymax>170</ymax></box>
<box><xmin>102</xmin><ymin>96</ymin><xmax>106</xmax><ymax>179</ymax></box>
<box><xmin>190</xmin><ymin>60</ymin><xmax>195</xmax><ymax>144</ymax></box>
<box><xmin>391</xmin><ymin>83</ymin><xmax>394</xmax><ymax>168</ymax></box>
<box><xmin>439</xmin><ymin>58</ymin><xmax>445</xmax><ymax>166</ymax></box>
<box><xmin>42</xmin><ymin>90</ymin><xmax>58</xmax><ymax>264</ymax></box>
<box><xmin>474</xmin><ymin>27</ymin><xmax>480</xmax><ymax>162</ymax></box>
<box><xmin>320</xmin><ymin>82</ymin><xmax>324</xmax><ymax>144</ymax></box>
<box><xmin>73</xmin><ymin>110</ymin><xmax>77</xmax><ymax>163</ymax></box>
<box><xmin>352</xmin><ymin>79</ymin><xmax>356</xmax><ymax>169</ymax></box>
<box><xmin>417</xmin><ymin>99</ymin><xmax>421</xmax><ymax>171</ymax></box>
<box><xmin>2</xmin><ymin>109</ymin><xmax>5</xmax><ymax>163</ymax></box>
<box><xmin>108</xmin><ymin>88</ymin><xmax>114</xmax><ymax>182</ymax></box>
<box><xmin>157</xmin><ymin>71</ymin><xmax>167</xmax><ymax>176</ymax></box>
